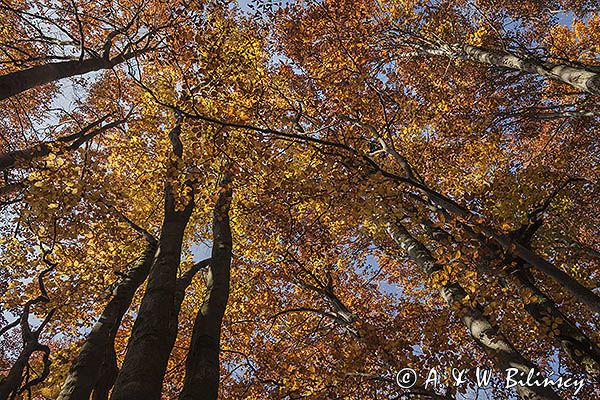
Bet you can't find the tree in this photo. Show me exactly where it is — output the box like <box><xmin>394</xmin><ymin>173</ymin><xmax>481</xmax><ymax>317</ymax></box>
<box><xmin>1</xmin><ymin>1</ymin><xmax>599</xmax><ymax>399</ymax></box>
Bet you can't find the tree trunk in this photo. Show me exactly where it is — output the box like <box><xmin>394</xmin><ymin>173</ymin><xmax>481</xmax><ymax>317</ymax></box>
<box><xmin>0</xmin><ymin>344</ymin><xmax>52</xmax><ymax>400</ymax></box>
<box><xmin>386</xmin><ymin>222</ymin><xmax>562</xmax><ymax>400</ymax></box>
<box><xmin>422</xmin><ymin>215</ymin><xmax>600</xmax><ymax>381</ymax></box>
<box><xmin>90</xmin><ymin>347</ymin><xmax>118</xmax><ymax>400</ymax></box>
<box><xmin>513</xmin><ymin>265</ymin><xmax>600</xmax><ymax>381</ymax></box>
<box><xmin>506</xmin><ymin>239</ymin><xmax>600</xmax><ymax>313</ymax></box>
<box><xmin>57</xmin><ymin>237</ymin><xmax>158</xmax><ymax>400</ymax></box>
<box><xmin>110</xmin><ymin>119</ymin><xmax>194</xmax><ymax>400</ymax></box>
<box><xmin>179</xmin><ymin>180</ymin><xmax>233</xmax><ymax>400</ymax></box>
<box><xmin>0</xmin><ymin>53</ymin><xmax>137</xmax><ymax>100</ymax></box>
<box><xmin>109</xmin><ymin>189</ymin><xmax>193</xmax><ymax>400</ymax></box>
<box><xmin>406</xmin><ymin>179</ymin><xmax>600</xmax><ymax>313</ymax></box>
<box><xmin>421</xmin><ymin>43</ymin><xmax>600</xmax><ymax>95</ymax></box>
<box><xmin>0</xmin><ymin>309</ymin><xmax>53</xmax><ymax>400</ymax></box>
<box><xmin>164</xmin><ymin>258</ymin><xmax>212</xmax><ymax>356</ymax></box>
<box><xmin>0</xmin><ymin>117</ymin><xmax>122</xmax><ymax>173</ymax></box>
<box><xmin>0</xmin><ymin>343</ymin><xmax>45</xmax><ymax>400</ymax></box>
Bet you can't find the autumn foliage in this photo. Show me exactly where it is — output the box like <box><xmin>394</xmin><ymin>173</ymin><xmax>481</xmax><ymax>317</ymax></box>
<box><xmin>0</xmin><ymin>0</ymin><xmax>599</xmax><ymax>399</ymax></box>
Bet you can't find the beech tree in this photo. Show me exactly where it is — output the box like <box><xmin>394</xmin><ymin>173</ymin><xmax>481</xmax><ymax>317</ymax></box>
<box><xmin>1</xmin><ymin>1</ymin><xmax>599</xmax><ymax>400</ymax></box>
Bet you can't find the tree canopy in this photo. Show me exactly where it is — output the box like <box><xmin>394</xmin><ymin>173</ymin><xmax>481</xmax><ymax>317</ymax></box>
<box><xmin>0</xmin><ymin>0</ymin><xmax>599</xmax><ymax>399</ymax></box>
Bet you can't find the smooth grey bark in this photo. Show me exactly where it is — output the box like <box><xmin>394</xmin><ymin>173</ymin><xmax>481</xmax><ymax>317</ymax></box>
<box><xmin>513</xmin><ymin>265</ymin><xmax>600</xmax><ymax>381</ymax></box>
<box><xmin>416</xmin><ymin>43</ymin><xmax>600</xmax><ymax>95</ymax></box>
<box><xmin>386</xmin><ymin>222</ymin><xmax>562</xmax><ymax>400</ymax></box>
<box><xmin>424</xmin><ymin>215</ymin><xmax>600</xmax><ymax>381</ymax></box>
<box><xmin>375</xmin><ymin>142</ymin><xmax>597</xmax><ymax>312</ymax></box>
<box><xmin>322</xmin><ymin>289</ymin><xmax>360</xmax><ymax>338</ymax></box>
<box><xmin>0</xmin><ymin>53</ymin><xmax>138</xmax><ymax>100</ymax></box>
<box><xmin>294</xmin><ymin>274</ymin><xmax>361</xmax><ymax>339</ymax></box>
<box><xmin>179</xmin><ymin>180</ymin><xmax>233</xmax><ymax>400</ymax></box>
<box><xmin>57</xmin><ymin>237</ymin><xmax>158</xmax><ymax>400</ymax></box>
<box><xmin>110</xmin><ymin>120</ymin><xmax>194</xmax><ymax>400</ymax></box>
<box><xmin>403</xmin><ymin>178</ymin><xmax>600</xmax><ymax>314</ymax></box>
